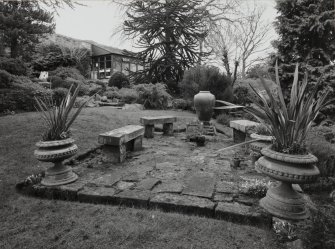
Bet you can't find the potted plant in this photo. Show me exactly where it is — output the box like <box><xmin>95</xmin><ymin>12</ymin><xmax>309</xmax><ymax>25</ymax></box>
<box><xmin>231</xmin><ymin>152</ymin><xmax>243</xmax><ymax>168</ymax></box>
<box><xmin>245</xmin><ymin>62</ymin><xmax>334</xmax><ymax>220</ymax></box>
<box><xmin>34</xmin><ymin>84</ymin><xmax>93</xmax><ymax>186</ymax></box>
<box><xmin>250</xmin><ymin>151</ymin><xmax>261</xmax><ymax>165</ymax></box>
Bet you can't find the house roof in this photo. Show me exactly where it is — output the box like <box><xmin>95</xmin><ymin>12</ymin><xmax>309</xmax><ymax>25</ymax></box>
<box><xmin>47</xmin><ymin>33</ymin><xmax>135</xmax><ymax>57</ymax></box>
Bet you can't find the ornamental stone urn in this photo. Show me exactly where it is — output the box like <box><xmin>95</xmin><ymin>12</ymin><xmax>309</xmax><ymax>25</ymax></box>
<box><xmin>34</xmin><ymin>138</ymin><xmax>78</xmax><ymax>186</ymax></box>
<box><xmin>256</xmin><ymin>146</ymin><xmax>320</xmax><ymax>220</ymax></box>
<box><xmin>194</xmin><ymin>91</ymin><xmax>215</xmax><ymax>122</ymax></box>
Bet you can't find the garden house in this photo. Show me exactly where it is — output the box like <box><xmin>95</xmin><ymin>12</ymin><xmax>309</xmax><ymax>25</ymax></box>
<box><xmin>47</xmin><ymin>34</ymin><xmax>144</xmax><ymax>80</ymax></box>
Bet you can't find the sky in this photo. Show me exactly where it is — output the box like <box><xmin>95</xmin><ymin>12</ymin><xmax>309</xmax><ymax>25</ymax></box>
<box><xmin>54</xmin><ymin>0</ymin><xmax>279</xmax><ymax>52</ymax></box>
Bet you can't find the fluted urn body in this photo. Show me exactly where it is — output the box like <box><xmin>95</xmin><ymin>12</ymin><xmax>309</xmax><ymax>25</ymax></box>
<box><xmin>256</xmin><ymin>146</ymin><xmax>319</xmax><ymax>220</ymax></box>
<box><xmin>34</xmin><ymin>138</ymin><xmax>78</xmax><ymax>186</ymax></box>
<box><xmin>194</xmin><ymin>91</ymin><xmax>215</xmax><ymax>122</ymax></box>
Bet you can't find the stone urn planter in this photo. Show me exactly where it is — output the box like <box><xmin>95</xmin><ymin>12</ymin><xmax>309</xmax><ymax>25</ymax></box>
<box><xmin>255</xmin><ymin>146</ymin><xmax>320</xmax><ymax>220</ymax></box>
<box><xmin>194</xmin><ymin>91</ymin><xmax>215</xmax><ymax>123</ymax></box>
<box><xmin>34</xmin><ymin>138</ymin><xmax>78</xmax><ymax>186</ymax></box>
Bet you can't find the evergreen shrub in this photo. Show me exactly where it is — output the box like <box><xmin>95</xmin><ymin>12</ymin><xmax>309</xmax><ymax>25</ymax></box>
<box><xmin>49</xmin><ymin>67</ymin><xmax>85</xmax><ymax>81</ymax></box>
<box><xmin>0</xmin><ymin>70</ymin><xmax>13</xmax><ymax>88</ymax></box>
<box><xmin>233</xmin><ymin>86</ymin><xmax>252</xmax><ymax>106</ymax></box>
<box><xmin>180</xmin><ymin>65</ymin><xmax>233</xmax><ymax>101</ymax></box>
<box><xmin>134</xmin><ymin>83</ymin><xmax>171</xmax><ymax>109</ymax></box>
<box><xmin>52</xmin><ymin>87</ymin><xmax>68</xmax><ymax>106</ymax></box>
<box><xmin>0</xmin><ymin>57</ymin><xmax>30</xmax><ymax>76</ymax></box>
<box><xmin>118</xmin><ymin>88</ymin><xmax>138</xmax><ymax>104</ymax></box>
<box><xmin>108</xmin><ymin>72</ymin><xmax>130</xmax><ymax>89</ymax></box>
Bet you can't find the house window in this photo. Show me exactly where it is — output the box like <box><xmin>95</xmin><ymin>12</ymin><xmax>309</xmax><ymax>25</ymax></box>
<box><xmin>137</xmin><ymin>65</ymin><xmax>144</xmax><ymax>71</ymax></box>
<box><xmin>130</xmin><ymin>63</ymin><xmax>137</xmax><ymax>72</ymax></box>
<box><xmin>114</xmin><ymin>60</ymin><xmax>121</xmax><ymax>72</ymax></box>
<box><xmin>122</xmin><ymin>62</ymin><xmax>130</xmax><ymax>75</ymax></box>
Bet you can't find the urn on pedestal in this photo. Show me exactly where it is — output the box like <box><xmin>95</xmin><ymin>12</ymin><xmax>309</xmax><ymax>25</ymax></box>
<box><xmin>34</xmin><ymin>84</ymin><xmax>94</xmax><ymax>186</ymax></box>
<box><xmin>245</xmin><ymin>63</ymin><xmax>333</xmax><ymax>220</ymax></box>
<box><xmin>194</xmin><ymin>91</ymin><xmax>215</xmax><ymax>123</ymax></box>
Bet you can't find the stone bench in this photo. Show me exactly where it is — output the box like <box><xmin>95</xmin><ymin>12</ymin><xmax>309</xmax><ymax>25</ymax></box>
<box><xmin>229</xmin><ymin>120</ymin><xmax>259</xmax><ymax>143</ymax></box>
<box><xmin>140</xmin><ymin>116</ymin><xmax>177</xmax><ymax>138</ymax></box>
<box><xmin>98</xmin><ymin>125</ymin><xmax>144</xmax><ymax>163</ymax></box>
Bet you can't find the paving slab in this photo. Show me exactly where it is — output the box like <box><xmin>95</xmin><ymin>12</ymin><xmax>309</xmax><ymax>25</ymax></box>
<box><xmin>91</xmin><ymin>173</ymin><xmax>122</xmax><ymax>187</ymax></box>
<box><xmin>150</xmin><ymin>193</ymin><xmax>215</xmax><ymax>216</ymax></box>
<box><xmin>152</xmin><ymin>181</ymin><xmax>184</xmax><ymax>193</ymax></box>
<box><xmin>182</xmin><ymin>172</ymin><xmax>215</xmax><ymax>198</ymax></box>
<box><xmin>115</xmin><ymin>181</ymin><xmax>135</xmax><ymax>191</ymax></box>
<box><xmin>214</xmin><ymin>193</ymin><xmax>234</xmax><ymax>202</ymax></box>
<box><xmin>135</xmin><ymin>178</ymin><xmax>161</xmax><ymax>190</ymax></box>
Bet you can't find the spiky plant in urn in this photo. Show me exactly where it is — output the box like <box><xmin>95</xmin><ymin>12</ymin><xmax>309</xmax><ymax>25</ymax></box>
<box><xmin>245</xmin><ymin>62</ymin><xmax>334</xmax><ymax>220</ymax></box>
<box><xmin>34</xmin><ymin>85</ymin><xmax>93</xmax><ymax>186</ymax></box>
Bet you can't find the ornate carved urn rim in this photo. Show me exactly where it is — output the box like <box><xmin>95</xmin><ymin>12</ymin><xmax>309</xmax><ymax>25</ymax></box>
<box><xmin>36</xmin><ymin>138</ymin><xmax>75</xmax><ymax>148</ymax></box>
<box><xmin>261</xmin><ymin>146</ymin><xmax>318</xmax><ymax>164</ymax></box>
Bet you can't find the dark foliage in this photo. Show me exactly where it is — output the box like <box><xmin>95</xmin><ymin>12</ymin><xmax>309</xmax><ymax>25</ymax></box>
<box><xmin>0</xmin><ymin>1</ymin><xmax>54</xmax><ymax>59</ymax></box>
<box><xmin>49</xmin><ymin>67</ymin><xmax>85</xmax><ymax>81</ymax></box>
<box><xmin>108</xmin><ymin>72</ymin><xmax>130</xmax><ymax>89</ymax></box>
<box><xmin>272</xmin><ymin>0</ymin><xmax>335</xmax><ymax>98</ymax></box>
<box><xmin>134</xmin><ymin>83</ymin><xmax>171</xmax><ymax>109</ymax></box>
<box><xmin>124</xmin><ymin>0</ymin><xmax>209</xmax><ymax>83</ymax></box>
<box><xmin>233</xmin><ymin>86</ymin><xmax>252</xmax><ymax>106</ymax></box>
<box><xmin>180</xmin><ymin>65</ymin><xmax>233</xmax><ymax>101</ymax></box>
<box><xmin>0</xmin><ymin>76</ymin><xmax>53</xmax><ymax>112</ymax></box>
<box><xmin>52</xmin><ymin>87</ymin><xmax>68</xmax><ymax>106</ymax></box>
<box><xmin>0</xmin><ymin>57</ymin><xmax>30</xmax><ymax>76</ymax></box>
<box><xmin>0</xmin><ymin>69</ymin><xmax>13</xmax><ymax>88</ymax></box>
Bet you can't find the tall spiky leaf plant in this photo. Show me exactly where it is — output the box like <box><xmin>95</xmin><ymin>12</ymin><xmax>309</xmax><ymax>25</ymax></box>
<box><xmin>245</xmin><ymin>62</ymin><xmax>334</xmax><ymax>154</ymax></box>
<box><xmin>35</xmin><ymin>84</ymin><xmax>94</xmax><ymax>141</ymax></box>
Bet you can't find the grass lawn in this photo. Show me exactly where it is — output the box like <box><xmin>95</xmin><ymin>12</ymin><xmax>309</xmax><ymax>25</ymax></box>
<box><xmin>0</xmin><ymin>107</ymin><xmax>283</xmax><ymax>249</ymax></box>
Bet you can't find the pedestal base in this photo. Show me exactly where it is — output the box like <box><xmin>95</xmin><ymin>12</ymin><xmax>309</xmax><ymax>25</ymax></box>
<box><xmin>260</xmin><ymin>182</ymin><xmax>308</xmax><ymax>220</ymax></box>
<box><xmin>42</xmin><ymin>161</ymin><xmax>78</xmax><ymax>186</ymax></box>
<box><xmin>163</xmin><ymin>123</ymin><xmax>174</xmax><ymax>136</ymax></box>
<box><xmin>144</xmin><ymin>125</ymin><xmax>154</xmax><ymax>138</ymax></box>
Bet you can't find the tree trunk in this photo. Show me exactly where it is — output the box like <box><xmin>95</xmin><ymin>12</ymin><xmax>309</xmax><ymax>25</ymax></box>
<box><xmin>241</xmin><ymin>59</ymin><xmax>246</xmax><ymax>79</ymax></box>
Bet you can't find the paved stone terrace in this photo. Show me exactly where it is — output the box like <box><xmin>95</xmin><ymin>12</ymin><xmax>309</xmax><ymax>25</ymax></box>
<box><xmin>18</xmin><ymin>131</ymin><xmax>272</xmax><ymax>228</ymax></box>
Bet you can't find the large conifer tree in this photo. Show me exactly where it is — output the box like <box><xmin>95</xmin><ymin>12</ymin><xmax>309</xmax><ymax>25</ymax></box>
<box><xmin>0</xmin><ymin>0</ymin><xmax>54</xmax><ymax>59</ymax></box>
<box><xmin>123</xmin><ymin>0</ymin><xmax>210</xmax><ymax>83</ymax></box>
<box><xmin>273</xmin><ymin>0</ymin><xmax>335</xmax><ymax>93</ymax></box>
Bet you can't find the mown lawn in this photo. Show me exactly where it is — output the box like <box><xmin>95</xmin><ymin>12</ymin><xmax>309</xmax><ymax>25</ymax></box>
<box><xmin>0</xmin><ymin>107</ymin><xmax>283</xmax><ymax>249</ymax></box>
